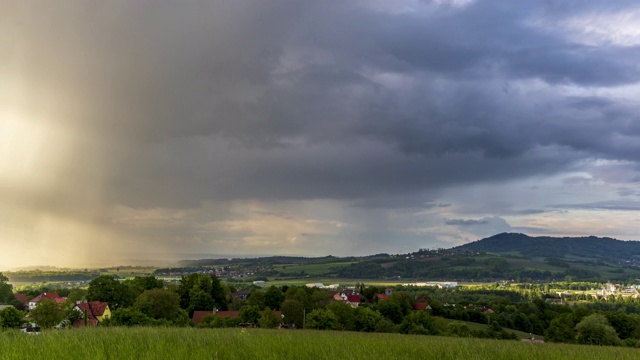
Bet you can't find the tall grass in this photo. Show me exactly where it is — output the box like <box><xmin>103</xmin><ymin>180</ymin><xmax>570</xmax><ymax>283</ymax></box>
<box><xmin>0</xmin><ymin>327</ymin><xmax>637</xmax><ymax>360</ymax></box>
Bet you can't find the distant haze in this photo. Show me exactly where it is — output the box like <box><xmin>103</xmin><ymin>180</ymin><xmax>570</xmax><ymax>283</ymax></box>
<box><xmin>2</xmin><ymin>1</ymin><xmax>640</xmax><ymax>268</ymax></box>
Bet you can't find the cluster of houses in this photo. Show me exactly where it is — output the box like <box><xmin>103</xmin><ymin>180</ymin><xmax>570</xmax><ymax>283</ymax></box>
<box><xmin>551</xmin><ymin>283</ymin><xmax>640</xmax><ymax>301</ymax></box>
<box><xmin>593</xmin><ymin>282</ymin><xmax>640</xmax><ymax>299</ymax></box>
<box><xmin>12</xmin><ymin>292</ymin><xmax>111</xmax><ymax>330</ymax></box>
<box><xmin>192</xmin><ymin>287</ymin><xmax>433</xmax><ymax>325</ymax></box>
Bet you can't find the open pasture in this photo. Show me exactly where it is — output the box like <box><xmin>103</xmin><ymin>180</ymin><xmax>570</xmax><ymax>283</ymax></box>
<box><xmin>1</xmin><ymin>327</ymin><xmax>637</xmax><ymax>360</ymax></box>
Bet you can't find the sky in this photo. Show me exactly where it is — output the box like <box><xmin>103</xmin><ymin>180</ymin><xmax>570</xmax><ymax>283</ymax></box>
<box><xmin>2</xmin><ymin>0</ymin><xmax>640</xmax><ymax>268</ymax></box>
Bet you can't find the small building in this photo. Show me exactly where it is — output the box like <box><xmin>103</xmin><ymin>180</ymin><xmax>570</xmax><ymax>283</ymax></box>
<box><xmin>231</xmin><ymin>290</ymin><xmax>250</xmax><ymax>300</ymax></box>
<box><xmin>28</xmin><ymin>292</ymin><xmax>65</xmax><ymax>310</ymax></box>
<box><xmin>72</xmin><ymin>301</ymin><xmax>111</xmax><ymax>327</ymax></box>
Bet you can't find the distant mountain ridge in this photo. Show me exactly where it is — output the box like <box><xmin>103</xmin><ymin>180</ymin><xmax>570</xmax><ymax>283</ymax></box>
<box><xmin>453</xmin><ymin>233</ymin><xmax>640</xmax><ymax>262</ymax></box>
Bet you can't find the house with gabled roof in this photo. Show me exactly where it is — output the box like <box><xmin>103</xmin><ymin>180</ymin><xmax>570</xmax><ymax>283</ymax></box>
<box><xmin>72</xmin><ymin>301</ymin><xmax>111</xmax><ymax>327</ymax></box>
<box><xmin>14</xmin><ymin>294</ymin><xmax>28</xmax><ymax>306</ymax></box>
<box><xmin>28</xmin><ymin>292</ymin><xmax>66</xmax><ymax>310</ymax></box>
<box><xmin>346</xmin><ymin>294</ymin><xmax>361</xmax><ymax>308</ymax></box>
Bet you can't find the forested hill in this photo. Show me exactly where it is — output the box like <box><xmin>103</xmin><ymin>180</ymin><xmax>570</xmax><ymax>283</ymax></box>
<box><xmin>453</xmin><ymin>233</ymin><xmax>640</xmax><ymax>261</ymax></box>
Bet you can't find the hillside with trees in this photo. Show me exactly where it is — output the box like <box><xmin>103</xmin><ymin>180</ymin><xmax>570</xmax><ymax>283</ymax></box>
<box><xmin>453</xmin><ymin>233</ymin><xmax>640</xmax><ymax>263</ymax></box>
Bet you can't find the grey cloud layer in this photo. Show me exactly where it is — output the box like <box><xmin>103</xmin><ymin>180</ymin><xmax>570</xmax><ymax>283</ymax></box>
<box><xmin>4</xmin><ymin>0</ymin><xmax>640</xmax><ymax>245</ymax></box>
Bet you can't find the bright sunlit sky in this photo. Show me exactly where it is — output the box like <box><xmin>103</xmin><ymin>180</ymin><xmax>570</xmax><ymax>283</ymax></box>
<box><xmin>2</xmin><ymin>0</ymin><xmax>640</xmax><ymax>268</ymax></box>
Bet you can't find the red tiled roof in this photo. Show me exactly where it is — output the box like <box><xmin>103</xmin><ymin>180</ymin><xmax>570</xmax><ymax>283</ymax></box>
<box><xmin>76</xmin><ymin>301</ymin><xmax>109</xmax><ymax>318</ymax></box>
<box><xmin>29</xmin><ymin>292</ymin><xmax>60</xmax><ymax>303</ymax></box>
<box><xmin>216</xmin><ymin>311</ymin><xmax>240</xmax><ymax>318</ymax></box>
<box><xmin>376</xmin><ymin>294</ymin><xmax>388</xmax><ymax>300</ymax></box>
<box><xmin>413</xmin><ymin>302</ymin><xmax>428</xmax><ymax>310</ymax></box>
<box><xmin>346</xmin><ymin>295</ymin><xmax>361</xmax><ymax>303</ymax></box>
<box><xmin>55</xmin><ymin>297</ymin><xmax>68</xmax><ymax>304</ymax></box>
<box><xmin>192</xmin><ymin>311</ymin><xmax>214</xmax><ymax>324</ymax></box>
<box><xmin>14</xmin><ymin>294</ymin><xmax>27</xmax><ymax>304</ymax></box>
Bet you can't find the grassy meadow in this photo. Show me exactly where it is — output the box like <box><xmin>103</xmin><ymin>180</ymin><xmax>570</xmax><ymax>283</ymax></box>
<box><xmin>1</xmin><ymin>327</ymin><xmax>638</xmax><ymax>360</ymax></box>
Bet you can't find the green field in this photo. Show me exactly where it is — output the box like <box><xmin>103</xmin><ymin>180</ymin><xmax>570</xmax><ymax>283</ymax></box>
<box><xmin>272</xmin><ymin>262</ymin><xmax>356</xmax><ymax>276</ymax></box>
<box><xmin>264</xmin><ymin>278</ymin><xmax>409</xmax><ymax>287</ymax></box>
<box><xmin>1</xmin><ymin>327</ymin><xmax>638</xmax><ymax>360</ymax></box>
<box><xmin>439</xmin><ymin>318</ymin><xmax>543</xmax><ymax>340</ymax></box>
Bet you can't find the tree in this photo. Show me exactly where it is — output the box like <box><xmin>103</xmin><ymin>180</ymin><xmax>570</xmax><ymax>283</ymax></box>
<box><xmin>246</xmin><ymin>290</ymin><xmax>266</xmax><ymax>309</ymax></box>
<box><xmin>127</xmin><ymin>276</ymin><xmax>165</xmax><ymax>298</ymax></box>
<box><xmin>0</xmin><ymin>273</ymin><xmax>13</xmax><ymax>303</ymax></box>
<box><xmin>65</xmin><ymin>288</ymin><xmax>88</xmax><ymax>307</ymax></box>
<box><xmin>258</xmin><ymin>307</ymin><xmax>281</xmax><ymax>329</ymax></box>
<box><xmin>110</xmin><ymin>308</ymin><xmax>152</xmax><ymax>326</ymax></box>
<box><xmin>377</xmin><ymin>301</ymin><xmax>405</xmax><ymax>324</ymax></box>
<box><xmin>447</xmin><ymin>321</ymin><xmax>471</xmax><ymax>337</ymax></box>
<box><xmin>605</xmin><ymin>312</ymin><xmax>639</xmax><ymax>340</ymax></box>
<box><xmin>310</xmin><ymin>290</ymin><xmax>333</xmax><ymax>309</ymax></box>
<box><xmin>306</xmin><ymin>309</ymin><xmax>339</xmax><ymax>330</ymax></box>
<box><xmin>327</xmin><ymin>301</ymin><xmax>356</xmax><ymax>331</ymax></box>
<box><xmin>354</xmin><ymin>307</ymin><xmax>385</xmax><ymax>332</ymax></box>
<box><xmin>239</xmin><ymin>305</ymin><xmax>261</xmax><ymax>324</ymax></box>
<box><xmin>187</xmin><ymin>288</ymin><xmax>215</xmax><ymax>315</ymax></box>
<box><xmin>30</xmin><ymin>299</ymin><xmax>64</xmax><ymax>329</ymax></box>
<box><xmin>574</xmin><ymin>314</ymin><xmax>621</xmax><ymax>346</ymax></box>
<box><xmin>281</xmin><ymin>299</ymin><xmax>304</xmax><ymax>328</ymax></box>
<box><xmin>134</xmin><ymin>289</ymin><xmax>181</xmax><ymax>320</ymax></box>
<box><xmin>87</xmin><ymin>276</ymin><xmax>134</xmax><ymax>310</ymax></box>
<box><xmin>399</xmin><ymin>311</ymin><xmax>440</xmax><ymax>335</ymax></box>
<box><xmin>545</xmin><ymin>314</ymin><xmax>576</xmax><ymax>343</ymax></box>
<box><xmin>0</xmin><ymin>306</ymin><xmax>24</xmax><ymax>328</ymax></box>
<box><xmin>177</xmin><ymin>274</ymin><xmax>227</xmax><ymax>315</ymax></box>
<box><xmin>198</xmin><ymin>314</ymin><xmax>225</xmax><ymax>328</ymax></box>
<box><xmin>209</xmin><ymin>275</ymin><xmax>227</xmax><ymax>310</ymax></box>
<box><xmin>264</xmin><ymin>286</ymin><xmax>285</xmax><ymax>310</ymax></box>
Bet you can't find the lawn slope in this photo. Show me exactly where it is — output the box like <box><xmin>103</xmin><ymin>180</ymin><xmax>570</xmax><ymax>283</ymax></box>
<box><xmin>1</xmin><ymin>327</ymin><xmax>638</xmax><ymax>360</ymax></box>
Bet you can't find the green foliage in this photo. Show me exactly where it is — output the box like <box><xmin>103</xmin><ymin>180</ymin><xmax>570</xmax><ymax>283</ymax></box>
<box><xmin>109</xmin><ymin>308</ymin><xmax>153</xmax><ymax>326</ymax></box>
<box><xmin>604</xmin><ymin>312</ymin><xmax>639</xmax><ymax>340</ymax></box>
<box><xmin>87</xmin><ymin>276</ymin><xmax>134</xmax><ymax>310</ymax></box>
<box><xmin>326</xmin><ymin>301</ymin><xmax>356</xmax><ymax>331</ymax></box>
<box><xmin>447</xmin><ymin>321</ymin><xmax>472</xmax><ymax>337</ymax></box>
<box><xmin>258</xmin><ymin>307</ymin><xmax>281</xmax><ymax>329</ymax></box>
<box><xmin>197</xmin><ymin>314</ymin><xmax>240</xmax><ymax>328</ymax></box>
<box><xmin>306</xmin><ymin>309</ymin><xmax>339</xmax><ymax>330</ymax></box>
<box><xmin>198</xmin><ymin>314</ymin><xmax>225</xmax><ymax>328</ymax></box>
<box><xmin>134</xmin><ymin>289</ymin><xmax>181</xmax><ymax>320</ymax></box>
<box><xmin>281</xmin><ymin>299</ymin><xmax>304</xmax><ymax>328</ymax></box>
<box><xmin>30</xmin><ymin>299</ymin><xmax>64</xmax><ymax>329</ymax></box>
<box><xmin>545</xmin><ymin>314</ymin><xmax>576</xmax><ymax>343</ymax></box>
<box><xmin>399</xmin><ymin>311</ymin><xmax>440</xmax><ymax>335</ymax></box>
<box><xmin>377</xmin><ymin>301</ymin><xmax>404</xmax><ymax>323</ymax></box>
<box><xmin>246</xmin><ymin>290</ymin><xmax>265</xmax><ymax>309</ymax></box>
<box><xmin>574</xmin><ymin>314</ymin><xmax>621</xmax><ymax>346</ymax></box>
<box><xmin>264</xmin><ymin>286</ymin><xmax>285</xmax><ymax>310</ymax></box>
<box><xmin>64</xmin><ymin>289</ymin><xmax>88</xmax><ymax>308</ymax></box>
<box><xmin>178</xmin><ymin>274</ymin><xmax>227</xmax><ymax>315</ymax></box>
<box><xmin>353</xmin><ymin>307</ymin><xmax>385</xmax><ymax>332</ymax></box>
<box><xmin>0</xmin><ymin>306</ymin><xmax>24</xmax><ymax>328</ymax></box>
<box><xmin>126</xmin><ymin>276</ymin><xmax>165</xmax><ymax>298</ymax></box>
<box><xmin>0</xmin><ymin>273</ymin><xmax>13</xmax><ymax>303</ymax></box>
<box><xmin>238</xmin><ymin>305</ymin><xmax>261</xmax><ymax>324</ymax></box>
<box><xmin>187</xmin><ymin>289</ymin><xmax>214</xmax><ymax>315</ymax></box>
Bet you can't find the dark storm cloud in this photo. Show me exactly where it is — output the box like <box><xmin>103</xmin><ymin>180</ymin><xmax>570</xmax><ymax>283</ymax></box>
<box><xmin>7</xmin><ymin>0</ymin><xmax>640</xmax><ymax>210</ymax></box>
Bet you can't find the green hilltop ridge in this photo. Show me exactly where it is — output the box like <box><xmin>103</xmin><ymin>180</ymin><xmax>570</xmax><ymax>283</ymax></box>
<box><xmin>453</xmin><ymin>233</ymin><xmax>640</xmax><ymax>263</ymax></box>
